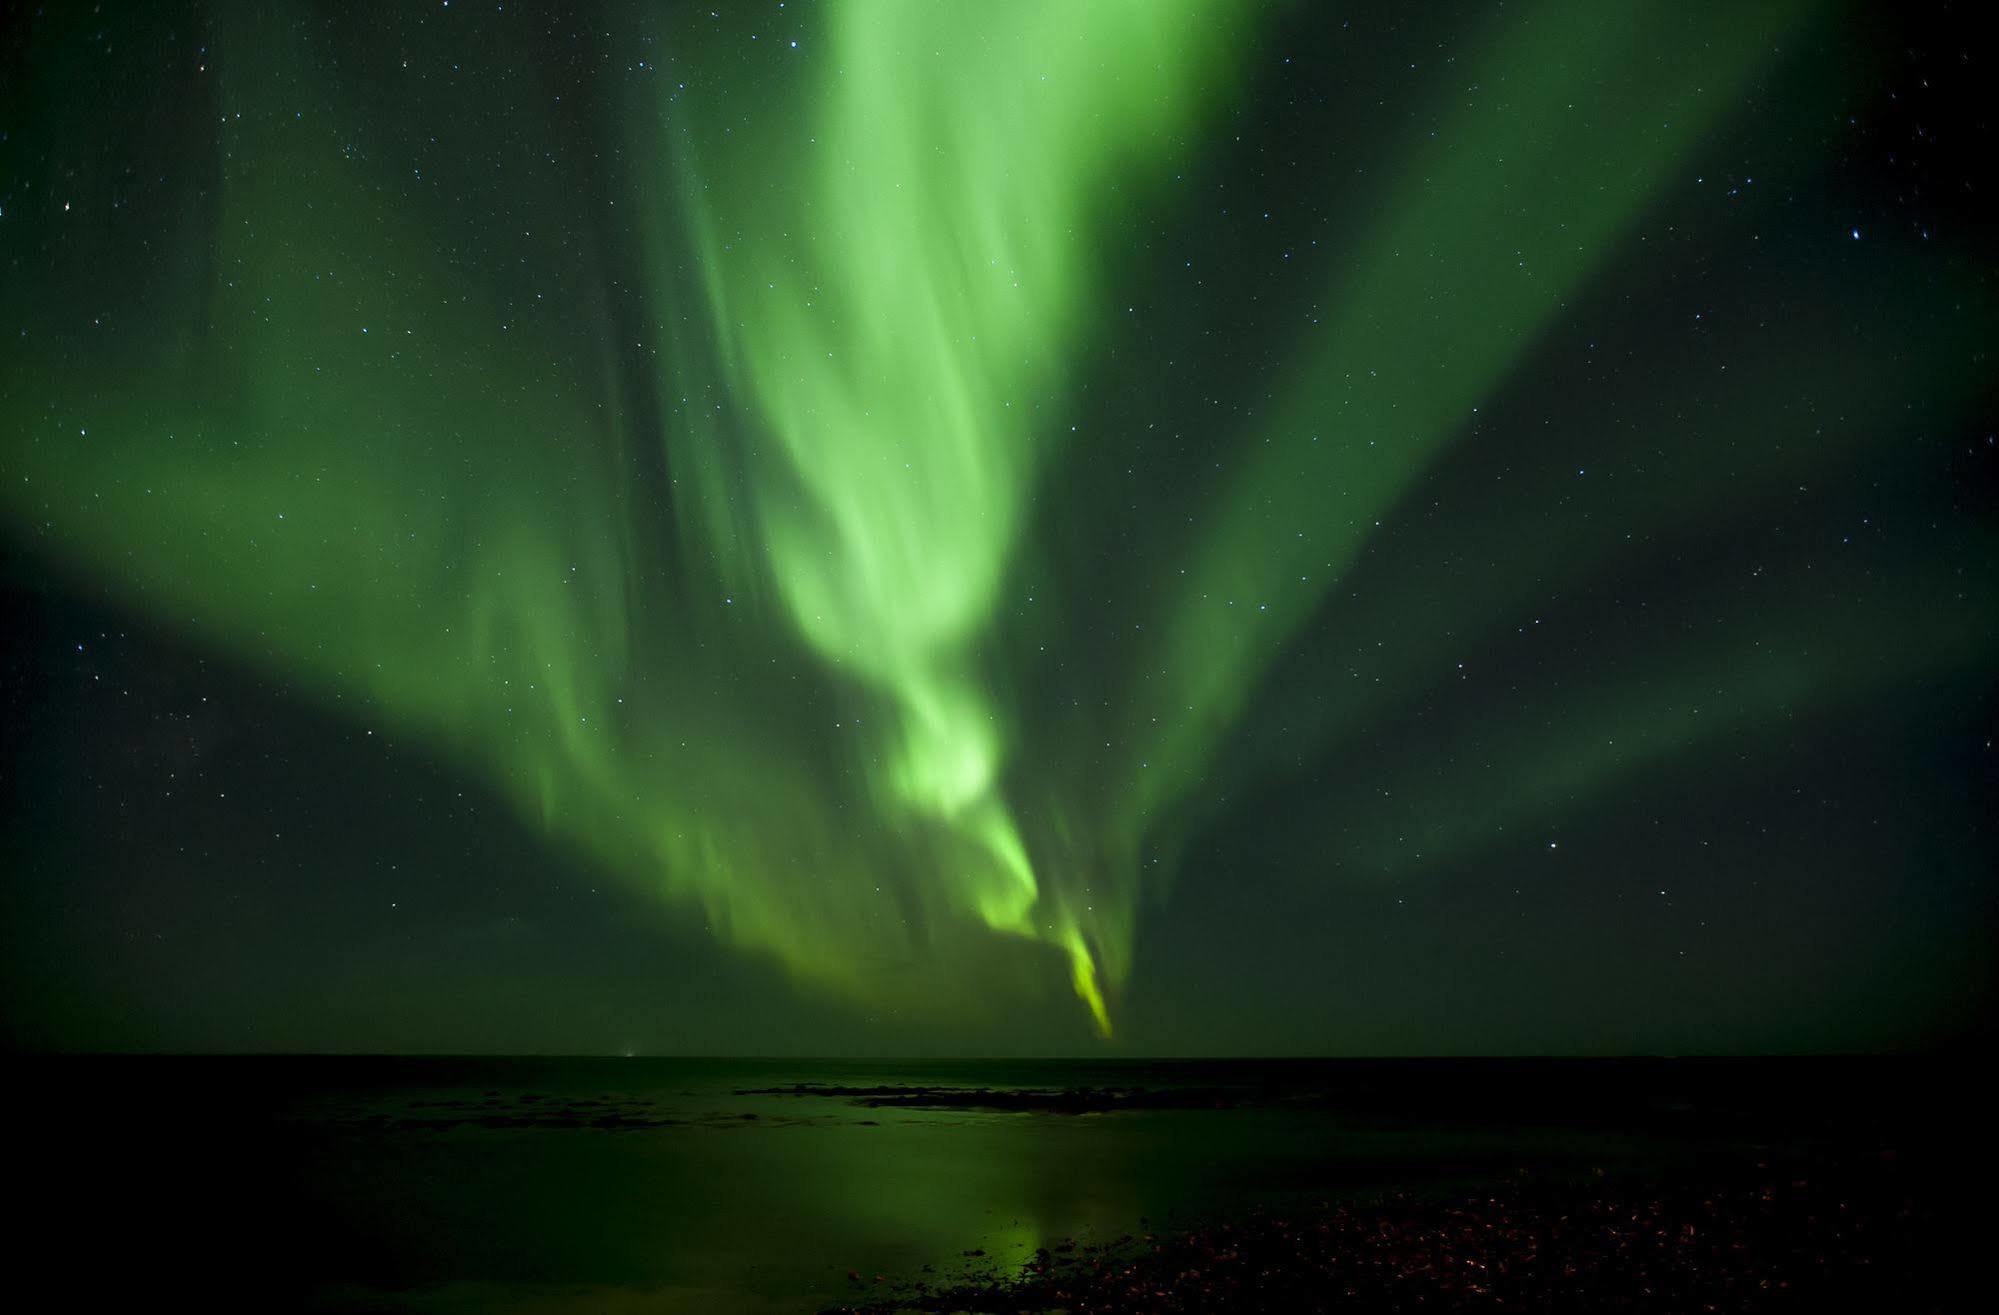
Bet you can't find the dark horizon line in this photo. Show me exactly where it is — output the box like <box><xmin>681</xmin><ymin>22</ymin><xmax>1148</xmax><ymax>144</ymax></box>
<box><xmin>10</xmin><ymin>1047</ymin><xmax>1976</xmax><ymax>1062</ymax></box>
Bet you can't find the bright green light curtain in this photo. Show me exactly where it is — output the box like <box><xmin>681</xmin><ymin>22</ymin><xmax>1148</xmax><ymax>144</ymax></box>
<box><xmin>12</xmin><ymin>0</ymin><xmax>1980</xmax><ymax>1037</ymax></box>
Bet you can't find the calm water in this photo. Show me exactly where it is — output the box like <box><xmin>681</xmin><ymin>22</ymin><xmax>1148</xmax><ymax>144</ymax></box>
<box><xmin>10</xmin><ymin>1056</ymin><xmax>1969</xmax><ymax>1312</ymax></box>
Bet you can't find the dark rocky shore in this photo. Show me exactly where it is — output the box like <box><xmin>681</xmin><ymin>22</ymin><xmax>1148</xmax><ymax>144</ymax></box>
<box><xmin>824</xmin><ymin>1157</ymin><xmax>1958</xmax><ymax>1314</ymax></box>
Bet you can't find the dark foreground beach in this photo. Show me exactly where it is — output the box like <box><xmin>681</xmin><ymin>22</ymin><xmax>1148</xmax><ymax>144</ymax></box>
<box><xmin>10</xmin><ymin>1056</ymin><xmax>1983</xmax><ymax>1312</ymax></box>
<box><xmin>825</xmin><ymin>1158</ymin><xmax>1935</xmax><ymax>1312</ymax></box>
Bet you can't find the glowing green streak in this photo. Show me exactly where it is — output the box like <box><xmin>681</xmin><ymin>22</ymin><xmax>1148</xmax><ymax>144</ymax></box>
<box><xmin>1351</xmin><ymin>570</ymin><xmax>1993</xmax><ymax>873</ymax></box>
<box><xmin>3</xmin><ymin>0</ymin><xmax>1247</xmax><ymax>1036</ymax></box>
<box><xmin>1179</xmin><ymin>276</ymin><xmax>1986</xmax><ymax>874</ymax></box>
<box><xmin>665</xmin><ymin>1</ymin><xmax>1235</xmax><ymax>1031</ymax></box>
<box><xmin>1065</xmin><ymin>0</ymin><xmax>1819</xmax><ymax>996</ymax></box>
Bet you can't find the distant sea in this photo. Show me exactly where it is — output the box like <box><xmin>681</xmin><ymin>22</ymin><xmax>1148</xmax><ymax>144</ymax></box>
<box><xmin>11</xmin><ymin>1056</ymin><xmax>1976</xmax><ymax>1313</ymax></box>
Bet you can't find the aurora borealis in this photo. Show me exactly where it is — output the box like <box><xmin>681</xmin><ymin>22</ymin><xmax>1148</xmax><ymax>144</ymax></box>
<box><xmin>2</xmin><ymin>0</ymin><xmax>1993</xmax><ymax>1054</ymax></box>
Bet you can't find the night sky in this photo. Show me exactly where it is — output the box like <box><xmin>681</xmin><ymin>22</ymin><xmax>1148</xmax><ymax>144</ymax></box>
<box><xmin>2</xmin><ymin>0</ymin><xmax>1993</xmax><ymax>1057</ymax></box>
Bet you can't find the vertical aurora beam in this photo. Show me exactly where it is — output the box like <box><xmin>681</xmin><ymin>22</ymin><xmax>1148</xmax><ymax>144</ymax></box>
<box><xmin>1</xmin><ymin>0</ymin><xmax>1250</xmax><ymax>1038</ymax></box>
<box><xmin>0</xmin><ymin>1</ymin><xmax>1123</xmax><ymax>1030</ymax></box>
<box><xmin>662</xmin><ymin>1</ymin><xmax>1239</xmax><ymax>1031</ymax></box>
<box><xmin>1053</xmin><ymin>0</ymin><xmax>1821</xmax><ymax>998</ymax></box>
<box><xmin>1169</xmin><ymin>245</ymin><xmax>1996</xmax><ymax>879</ymax></box>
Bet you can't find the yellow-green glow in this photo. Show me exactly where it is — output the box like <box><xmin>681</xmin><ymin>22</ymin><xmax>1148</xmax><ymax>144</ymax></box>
<box><xmin>9</xmin><ymin>0</ymin><xmax>1978</xmax><ymax>1042</ymax></box>
<box><xmin>659</xmin><ymin>0</ymin><xmax>1239</xmax><ymax>1006</ymax></box>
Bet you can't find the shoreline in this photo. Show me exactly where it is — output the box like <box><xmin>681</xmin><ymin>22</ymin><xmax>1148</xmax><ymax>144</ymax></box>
<box><xmin>825</xmin><ymin>1154</ymin><xmax>1952</xmax><ymax>1314</ymax></box>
